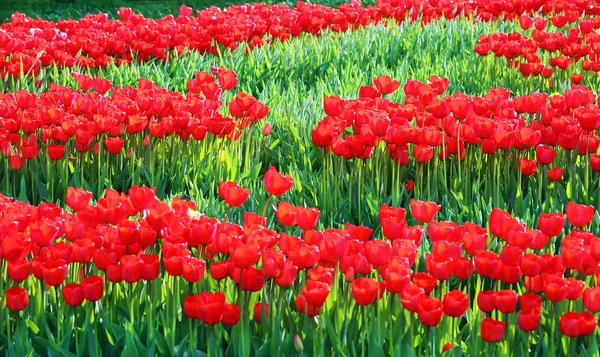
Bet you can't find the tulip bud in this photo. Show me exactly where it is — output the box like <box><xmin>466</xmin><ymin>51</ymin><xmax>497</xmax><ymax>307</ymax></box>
<box><xmin>294</xmin><ymin>334</ymin><xmax>304</xmax><ymax>352</ymax></box>
<box><xmin>262</xmin><ymin>124</ymin><xmax>272</xmax><ymax>136</ymax></box>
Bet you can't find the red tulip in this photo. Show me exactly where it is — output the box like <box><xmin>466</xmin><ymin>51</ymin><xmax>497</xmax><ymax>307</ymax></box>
<box><xmin>197</xmin><ymin>292</ymin><xmax>226</xmax><ymax>325</ymax></box>
<box><xmin>480</xmin><ymin>318</ymin><xmax>506</xmax><ymax>343</ymax></box>
<box><xmin>222</xmin><ymin>303</ymin><xmax>241</xmax><ymax>325</ymax></box>
<box><xmin>417</xmin><ymin>296</ymin><xmax>444</xmax><ymax>327</ymax></box>
<box><xmin>296</xmin><ymin>207</ymin><xmax>320</xmax><ymax>230</ymax></box>
<box><xmin>560</xmin><ymin>312</ymin><xmax>598</xmax><ymax>337</ymax></box>
<box><xmin>62</xmin><ymin>283</ymin><xmax>84</xmax><ymax>307</ymax></box>
<box><xmin>351</xmin><ymin>277</ymin><xmax>381</xmax><ymax>306</ymax></box>
<box><xmin>105</xmin><ymin>137</ymin><xmax>124</xmax><ymax>155</ymax></box>
<box><xmin>47</xmin><ymin>144</ymin><xmax>65</xmax><ymax>161</ymax></box>
<box><xmin>209</xmin><ymin>261</ymin><xmax>228</xmax><ymax>281</ymax></box>
<box><xmin>412</xmin><ymin>272</ymin><xmax>437</xmax><ymax>294</ymax></box>
<box><xmin>566</xmin><ymin>202</ymin><xmax>595</xmax><ymax>228</ymax></box>
<box><xmin>7</xmin><ymin>259</ymin><xmax>30</xmax><ymax>282</ymax></box>
<box><xmin>410</xmin><ymin>199</ymin><xmax>441</xmax><ymax>223</ymax></box>
<box><xmin>264</xmin><ymin>166</ymin><xmax>294</xmax><ymax>196</ymax></box>
<box><xmin>364</xmin><ymin>239</ymin><xmax>391</xmax><ymax>268</ymax></box>
<box><xmin>5</xmin><ymin>286</ymin><xmax>28</xmax><ymax>312</ymax></box>
<box><xmin>535</xmin><ymin>145</ymin><xmax>556</xmax><ymax>165</ymax></box>
<box><xmin>42</xmin><ymin>259</ymin><xmax>68</xmax><ymax>286</ymax></box>
<box><xmin>82</xmin><ymin>275</ymin><xmax>104</xmax><ymax>302</ymax></box>
<box><xmin>547</xmin><ymin>168</ymin><xmax>562</xmax><ymax>181</ymax></box>
<box><xmin>443</xmin><ymin>342</ymin><xmax>453</xmax><ymax>353</ymax></box>
<box><xmin>9</xmin><ymin>156</ymin><xmax>24</xmax><ymax>170</ymax></box>
<box><xmin>231</xmin><ymin>243</ymin><xmax>261</xmax><ymax>269</ymax></box>
<box><xmin>414</xmin><ymin>145</ymin><xmax>434</xmax><ymax>163</ymax></box>
<box><xmin>494</xmin><ymin>289</ymin><xmax>518</xmax><ymax>314</ymax></box>
<box><xmin>518</xmin><ymin>158</ymin><xmax>537</xmax><ymax>176</ymax></box>
<box><xmin>538</xmin><ymin>213</ymin><xmax>565</xmax><ymax>237</ymax></box>
<box><xmin>66</xmin><ymin>187</ymin><xmax>92</xmax><ymax>211</ymax></box>
<box><xmin>477</xmin><ymin>290</ymin><xmax>496</xmax><ymax>313</ymax></box>
<box><xmin>442</xmin><ymin>290</ymin><xmax>469</xmax><ymax>317</ymax></box>
<box><xmin>254</xmin><ymin>302</ymin><xmax>269</xmax><ymax>323</ymax></box>
<box><xmin>583</xmin><ymin>287</ymin><xmax>600</xmax><ymax>313</ymax></box>
<box><xmin>301</xmin><ymin>280</ymin><xmax>330</xmax><ymax>308</ymax></box>
<box><xmin>517</xmin><ymin>308</ymin><xmax>540</xmax><ymax>332</ymax></box>
<box><xmin>218</xmin><ymin>181</ymin><xmax>250</xmax><ymax>207</ymax></box>
<box><xmin>401</xmin><ymin>283</ymin><xmax>425</xmax><ymax>313</ymax></box>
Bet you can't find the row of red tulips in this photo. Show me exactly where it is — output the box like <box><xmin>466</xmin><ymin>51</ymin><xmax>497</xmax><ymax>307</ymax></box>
<box><xmin>1</xmin><ymin>0</ymin><xmax>598</xmax><ymax>78</ymax></box>
<box><xmin>311</xmin><ymin>74</ymin><xmax>600</xmax><ymax>212</ymax></box>
<box><xmin>313</xmin><ymin>75</ymin><xmax>600</xmax><ymax>160</ymax></box>
<box><xmin>0</xmin><ymin>164</ymin><xmax>599</xmax><ymax>354</ymax></box>
<box><xmin>0</xmin><ymin>68</ymin><xmax>262</xmax><ymax>159</ymax></box>
<box><xmin>476</xmin><ymin>15</ymin><xmax>600</xmax><ymax>79</ymax></box>
<box><xmin>0</xmin><ymin>68</ymin><xmax>269</xmax><ymax>203</ymax></box>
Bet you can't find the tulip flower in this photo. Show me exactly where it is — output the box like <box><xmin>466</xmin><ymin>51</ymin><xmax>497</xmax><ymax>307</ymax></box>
<box><xmin>5</xmin><ymin>286</ymin><xmax>28</xmax><ymax>312</ymax></box>
<box><xmin>417</xmin><ymin>296</ymin><xmax>444</xmax><ymax>327</ymax></box>
<box><xmin>442</xmin><ymin>290</ymin><xmax>469</xmax><ymax>317</ymax></box>
<box><xmin>351</xmin><ymin>277</ymin><xmax>381</xmax><ymax>306</ymax></box>
<box><xmin>264</xmin><ymin>166</ymin><xmax>294</xmax><ymax>196</ymax></box>
<box><xmin>480</xmin><ymin>318</ymin><xmax>506</xmax><ymax>343</ymax></box>
<box><xmin>410</xmin><ymin>199</ymin><xmax>441</xmax><ymax>223</ymax></box>
<box><xmin>218</xmin><ymin>181</ymin><xmax>250</xmax><ymax>207</ymax></box>
<box><xmin>566</xmin><ymin>202</ymin><xmax>595</xmax><ymax>228</ymax></box>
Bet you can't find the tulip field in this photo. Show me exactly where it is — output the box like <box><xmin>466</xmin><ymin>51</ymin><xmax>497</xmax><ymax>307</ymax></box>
<box><xmin>3</xmin><ymin>0</ymin><xmax>600</xmax><ymax>356</ymax></box>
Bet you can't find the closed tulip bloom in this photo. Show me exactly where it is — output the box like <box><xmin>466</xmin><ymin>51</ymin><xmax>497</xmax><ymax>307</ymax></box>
<box><xmin>414</xmin><ymin>145</ymin><xmax>434</xmax><ymax>163</ymax></box>
<box><xmin>543</xmin><ymin>275</ymin><xmax>568</xmax><ymax>302</ymax></box>
<box><xmin>42</xmin><ymin>259</ymin><xmax>68</xmax><ymax>286</ymax></box>
<box><xmin>442</xmin><ymin>290</ymin><xmax>469</xmax><ymax>317</ymax></box>
<box><xmin>535</xmin><ymin>145</ymin><xmax>556</xmax><ymax>165</ymax></box>
<box><xmin>222</xmin><ymin>303</ymin><xmax>241</xmax><ymax>325</ymax></box>
<box><xmin>566</xmin><ymin>202</ymin><xmax>595</xmax><ymax>228</ymax></box>
<box><xmin>547</xmin><ymin>168</ymin><xmax>563</xmax><ymax>181</ymax></box>
<box><xmin>254</xmin><ymin>302</ymin><xmax>269</xmax><ymax>323</ymax></box>
<box><xmin>517</xmin><ymin>308</ymin><xmax>541</xmax><ymax>332</ymax></box>
<box><xmin>417</xmin><ymin>296</ymin><xmax>444</xmax><ymax>327</ymax></box>
<box><xmin>240</xmin><ymin>267</ymin><xmax>265</xmax><ymax>292</ymax></box>
<box><xmin>301</xmin><ymin>280</ymin><xmax>330</xmax><ymax>308</ymax></box>
<box><xmin>62</xmin><ymin>283</ymin><xmax>84</xmax><ymax>307</ymax></box>
<box><xmin>7</xmin><ymin>258</ymin><xmax>30</xmax><ymax>282</ymax></box>
<box><xmin>519</xmin><ymin>292</ymin><xmax>542</xmax><ymax>310</ymax></box>
<box><xmin>495</xmin><ymin>289</ymin><xmax>518</xmax><ymax>314</ymax></box>
<box><xmin>477</xmin><ymin>290</ymin><xmax>496</xmax><ymax>313</ymax></box>
<box><xmin>5</xmin><ymin>286</ymin><xmax>28</xmax><ymax>312</ymax></box>
<box><xmin>538</xmin><ymin>212</ymin><xmax>565</xmax><ymax>237</ymax></box>
<box><xmin>82</xmin><ymin>275</ymin><xmax>104</xmax><ymax>302</ymax></box>
<box><xmin>565</xmin><ymin>278</ymin><xmax>585</xmax><ymax>301</ymax></box>
<box><xmin>480</xmin><ymin>318</ymin><xmax>506</xmax><ymax>343</ymax></box>
<box><xmin>364</xmin><ymin>239</ymin><xmax>391</xmax><ymax>268</ymax></box>
<box><xmin>210</xmin><ymin>261</ymin><xmax>228</xmax><ymax>281</ymax></box>
<box><xmin>583</xmin><ymin>287</ymin><xmax>600</xmax><ymax>313</ymax></box>
<box><xmin>264</xmin><ymin>166</ymin><xmax>294</xmax><ymax>196</ymax></box>
<box><xmin>560</xmin><ymin>312</ymin><xmax>598</xmax><ymax>337</ymax></box>
<box><xmin>352</xmin><ymin>277</ymin><xmax>381</xmax><ymax>306</ymax></box>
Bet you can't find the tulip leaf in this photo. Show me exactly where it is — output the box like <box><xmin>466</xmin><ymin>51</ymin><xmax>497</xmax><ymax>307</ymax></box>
<box><xmin>400</xmin><ymin>342</ymin><xmax>415</xmax><ymax>357</ymax></box>
<box><xmin>25</xmin><ymin>319</ymin><xmax>40</xmax><ymax>335</ymax></box>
